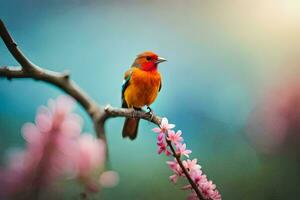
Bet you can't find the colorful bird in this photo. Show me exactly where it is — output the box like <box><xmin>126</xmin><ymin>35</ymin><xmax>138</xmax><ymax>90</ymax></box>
<box><xmin>122</xmin><ymin>51</ymin><xmax>167</xmax><ymax>140</ymax></box>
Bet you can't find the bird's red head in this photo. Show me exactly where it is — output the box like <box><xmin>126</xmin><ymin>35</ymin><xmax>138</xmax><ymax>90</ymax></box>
<box><xmin>132</xmin><ymin>51</ymin><xmax>167</xmax><ymax>71</ymax></box>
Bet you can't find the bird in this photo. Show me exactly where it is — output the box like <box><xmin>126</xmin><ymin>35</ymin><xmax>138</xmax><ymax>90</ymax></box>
<box><xmin>122</xmin><ymin>51</ymin><xmax>167</xmax><ymax>140</ymax></box>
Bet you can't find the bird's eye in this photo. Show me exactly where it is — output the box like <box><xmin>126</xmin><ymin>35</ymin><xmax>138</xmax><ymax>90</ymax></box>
<box><xmin>146</xmin><ymin>56</ymin><xmax>151</xmax><ymax>61</ymax></box>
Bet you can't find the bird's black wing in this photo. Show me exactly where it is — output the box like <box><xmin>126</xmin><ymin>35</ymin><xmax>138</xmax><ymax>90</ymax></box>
<box><xmin>121</xmin><ymin>70</ymin><xmax>132</xmax><ymax>108</ymax></box>
<box><xmin>159</xmin><ymin>80</ymin><xmax>162</xmax><ymax>92</ymax></box>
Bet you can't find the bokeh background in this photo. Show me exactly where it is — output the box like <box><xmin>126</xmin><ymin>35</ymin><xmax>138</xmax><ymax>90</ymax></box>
<box><xmin>1</xmin><ymin>0</ymin><xmax>300</xmax><ymax>199</ymax></box>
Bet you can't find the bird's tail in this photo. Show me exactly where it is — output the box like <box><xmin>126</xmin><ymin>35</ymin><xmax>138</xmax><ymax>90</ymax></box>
<box><xmin>122</xmin><ymin>118</ymin><xmax>140</xmax><ymax>140</ymax></box>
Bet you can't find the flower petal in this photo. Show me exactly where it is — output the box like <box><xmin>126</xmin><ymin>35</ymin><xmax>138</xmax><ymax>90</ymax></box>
<box><xmin>152</xmin><ymin>127</ymin><xmax>161</xmax><ymax>133</ymax></box>
<box><xmin>161</xmin><ymin>118</ymin><xmax>168</xmax><ymax>127</ymax></box>
<box><xmin>167</xmin><ymin>124</ymin><xmax>175</xmax><ymax>129</ymax></box>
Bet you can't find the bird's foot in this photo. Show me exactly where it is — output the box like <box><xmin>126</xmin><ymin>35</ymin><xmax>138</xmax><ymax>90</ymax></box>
<box><xmin>146</xmin><ymin>106</ymin><xmax>154</xmax><ymax>120</ymax></box>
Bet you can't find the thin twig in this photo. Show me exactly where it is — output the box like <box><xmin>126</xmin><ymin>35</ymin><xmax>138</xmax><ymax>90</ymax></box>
<box><xmin>102</xmin><ymin>105</ymin><xmax>161</xmax><ymax>124</ymax></box>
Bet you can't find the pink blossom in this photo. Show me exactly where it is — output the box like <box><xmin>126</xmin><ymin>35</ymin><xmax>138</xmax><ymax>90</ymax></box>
<box><xmin>166</xmin><ymin>159</ymin><xmax>183</xmax><ymax>183</ymax></box>
<box><xmin>187</xmin><ymin>177</ymin><xmax>222</xmax><ymax>200</ymax></box>
<box><xmin>157</xmin><ymin>141</ymin><xmax>166</xmax><ymax>154</ymax></box>
<box><xmin>99</xmin><ymin>171</ymin><xmax>119</xmax><ymax>188</ymax></box>
<box><xmin>157</xmin><ymin>132</ymin><xmax>171</xmax><ymax>156</ymax></box>
<box><xmin>157</xmin><ymin>139</ymin><xmax>171</xmax><ymax>156</ymax></box>
<box><xmin>152</xmin><ymin>117</ymin><xmax>175</xmax><ymax>134</ymax></box>
<box><xmin>0</xmin><ymin>95</ymin><xmax>110</xmax><ymax>198</ymax></box>
<box><xmin>166</xmin><ymin>159</ymin><xmax>178</xmax><ymax>170</ymax></box>
<box><xmin>166</xmin><ymin>159</ymin><xmax>182</xmax><ymax>175</ymax></box>
<box><xmin>48</xmin><ymin>95</ymin><xmax>75</xmax><ymax>117</ymax></box>
<box><xmin>199</xmin><ymin>180</ymin><xmax>217</xmax><ymax>199</ymax></box>
<box><xmin>75</xmin><ymin>134</ymin><xmax>105</xmax><ymax>179</ymax></box>
<box><xmin>181</xmin><ymin>184</ymin><xmax>192</xmax><ymax>190</ymax></box>
<box><xmin>167</xmin><ymin>130</ymin><xmax>183</xmax><ymax>144</ymax></box>
<box><xmin>157</xmin><ymin>132</ymin><xmax>164</xmax><ymax>141</ymax></box>
<box><xmin>153</xmin><ymin>117</ymin><xmax>221</xmax><ymax>200</ymax></box>
<box><xmin>187</xmin><ymin>192</ymin><xmax>199</xmax><ymax>200</ymax></box>
<box><xmin>176</xmin><ymin>143</ymin><xmax>192</xmax><ymax>158</ymax></box>
<box><xmin>169</xmin><ymin>174</ymin><xmax>179</xmax><ymax>183</ymax></box>
<box><xmin>210</xmin><ymin>190</ymin><xmax>222</xmax><ymax>200</ymax></box>
<box><xmin>190</xmin><ymin>170</ymin><xmax>206</xmax><ymax>185</ymax></box>
<box><xmin>188</xmin><ymin>186</ymin><xmax>221</xmax><ymax>200</ymax></box>
<box><xmin>183</xmin><ymin>159</ymin><xmax>201</xmax><ymax>172</ymax></box>
<box><xmin>247</xmin><ymin>82</ymin><xmax>300</xmax><ymax>154</ymax></box>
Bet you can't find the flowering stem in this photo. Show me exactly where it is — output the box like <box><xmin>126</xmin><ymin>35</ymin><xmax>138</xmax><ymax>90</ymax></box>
<box><xmin>166</xmin><ymin>140</ymin><xmax>206</xmax><ymax>200</ymax></box>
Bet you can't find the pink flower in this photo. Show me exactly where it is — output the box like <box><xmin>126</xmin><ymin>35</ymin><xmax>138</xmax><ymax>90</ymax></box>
<box><xmin>99</xmin><ymin>171</ymin><xmax>119</xmax><ymax>188</ymax></box>
<box><xmin>199</xmin><ymin>180</ymin><xmax>217</xmax><ymax>199</ymax></box>
<box><xmin>166</xmin><ymin>159</ymin><xmax>183</xmax><ymax>183</ymax></box>
<box><xmin>167</xmin><ymin>130</ymin><xmax>183</xmax><ymax>144</ymax></box>
<box><xmin>210</xmin><ymin>190</ymin><xmax>222</xmax><ymax>200</ymax></box>
<box><xmin>157</xmin><ymin>131</ymin><xmax>171</xmax><ymax>156</ymax></box>
<box><xmin>152</xmin><ymin>117</ymin><xmax>175</xmax><ymax>134</ymax></box>
<box><xmin>169</xmin><ymin>174</ymin><xmax>179</xmax><ymax>183</ymax></box>
<box><xmin>157</xmin><ymin>141</ymin><xmax>166</xmax><ymax>154</ymax></box>
<box><xmin>190</xmin><ymin>170</ymin><xmax>206</xmax><ymax>185</ymax></box>
<box><xmin>187</xmin><ymin>192</ymin><xmax>199</xmax><ymax>200</ymax></box>
<box><xmin>157</xmin><ymin>140</ymin><xmax>171</xmax><ymax>156</ymax></box>
<box><xmin>176</xmin><ymin>143</ymin><xmax>192</xmax><ymax>158</ymax></box>
<box><xmin>157</xmin><ymin>132</ymin><xmax>164</xmax><ymax>141</ymax></box>
<box><xmin>182</xmin><ymin>159</ymin><xmax>201</xmax><ymax>172</ymax></box>
<box><xmin>166</xmin><ymin>159</ymin><xmax>182</xmax><ymax>174</ymax></box>
<box><xmin>75</xmin><ymin>134</ymin><xmax>105</xmax><ymax>179</ymax></box>
<box><xmin>48</xmin><ymin>95</ymin><xmax>75</xmax><ymax>117</ymax></box>
<box><xmin>187</xmin><ymin>183</ymin><xmax>222</xmax><ymax>200</ymax></box>
<box><xmin>0</xmin><ymin>95</ymin><xmax>110</xmax><ymax>198</ymax></box>
<box><xmin>181</xmin><ymin>184</ymin><xmax>192</xmax><ymax>190</ymax></box>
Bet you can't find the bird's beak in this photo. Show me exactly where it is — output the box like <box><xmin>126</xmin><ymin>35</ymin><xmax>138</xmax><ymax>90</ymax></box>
<box><xmin>156</xmin><ymin>57</ymin><xmax>167</xmax><ymax>64</ymax></box>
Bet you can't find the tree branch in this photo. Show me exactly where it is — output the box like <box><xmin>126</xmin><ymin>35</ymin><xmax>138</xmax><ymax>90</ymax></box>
<box><xmin>103</xmin><ymin>105</ymin><xmax>162</xmax><ymax>125</ymax></box>
<box><xmin>0</xmin><ymin>19</ymin><xmax>106</xmax><ymax>140</ymax></box>
<box><xmin>0</xmin><ymin>20</ymin><xmax>36</xmax><ymax>71</ymax></box>
<box><xmin>0</xmin><ymin>19</ymin><xmax>206</xmax><ymax>200</ymax></box>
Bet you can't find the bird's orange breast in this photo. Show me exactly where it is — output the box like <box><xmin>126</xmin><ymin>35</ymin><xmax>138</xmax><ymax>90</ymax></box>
<box><xmin>124</xmin><ymin>68</ymin><xmax>161</xmax><ymax>108</ymax></box>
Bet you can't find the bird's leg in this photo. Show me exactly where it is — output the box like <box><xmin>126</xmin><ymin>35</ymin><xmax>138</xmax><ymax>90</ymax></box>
<box><xmin>146</xmin><ymin>106</ymin><xmax>154</xmax><ymax>120</ymax></box>
<box><xmin>146</xmin><ymin>106</ymin><xmax>152</xmax><ymax>113</ymax></box>
<box><xmin>128</xmin><ymin>106</ymin><xmax>135</xmax><ymax>118</ymax></box>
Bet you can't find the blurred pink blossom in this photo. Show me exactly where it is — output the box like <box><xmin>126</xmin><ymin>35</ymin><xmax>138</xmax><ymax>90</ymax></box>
<box><xmin>99</xmin><ymin>171</ymin><xmax>119</xmax><ymax>188</ymax></box>
<box><xmin>0</xmin><ymin>95</ymin><xmax>113</xmax><ymax>199</ymax></box>
<box><xmin>75</xmin><ymin>134</ymin><xmax>105</xmax><ymax>180</ymax></box>
<box><xmin>247</xmin><ymin>83</ymin><xmax>300</xmax><ymax>154</ymax></box>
